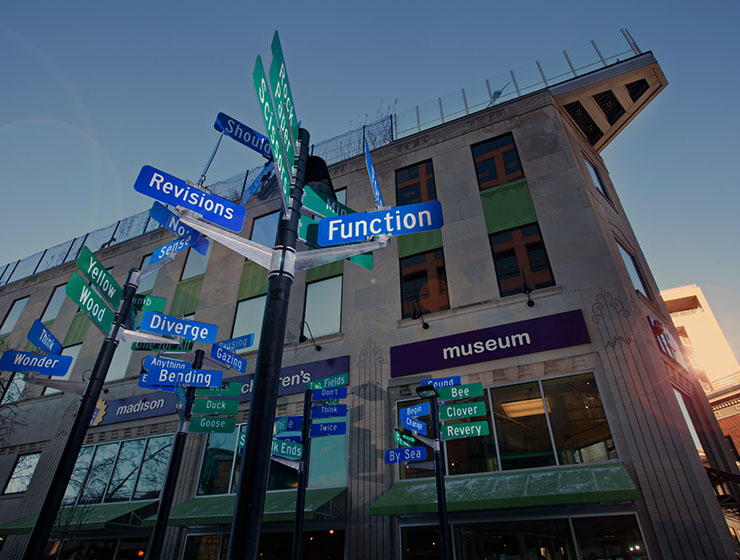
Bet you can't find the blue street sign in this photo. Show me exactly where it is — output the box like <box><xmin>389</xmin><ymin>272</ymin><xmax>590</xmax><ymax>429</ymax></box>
<box><xmin>139</xmin><ymin>312</ymin><xmax>218</xmax><ymax>343</ymax></box>
<box><xmin>242</xmin><ymin>162</ymin><xmax>273</xmax><ymax>206</ymax></box>
<box><xmin>214</xmin><ymin>112</ymin><xmax>272</xmax><ymax>158</ymax></box>
<box><xmin>149</xmin><ymin>202</ymin><xmax>209</xmax><ymax>256</ymax></box>
<box><xmin>134</xmin><ymin>165</ymin><xmax>246</xmax><ymax>233</ymax></box>
<box><xmin>27</xmin><ymin>319</ymin><xmax>62</xmax><ymax>355</ymax></box>
<box><xmin>138</xmin><ymin>372</ymin><xmax>176</xmax><ymax>393</ymax></box>
<box><xmin>216</xmin><ymin>333</ymin><xmax>255</xmax><ymax>353</ymax></box>
<box><xmin>275</xmin><ymin>415</ymin><xmax>303</xmax><ymax>434</ymax></box>
<box><xmin>0</xmin><ymin>350</ymin><xmax>72</xmax><ymax>377</ymax></box>
<box><xmin>401</xmin><ymin>415</ymin><xmax>427</xmax><ymax>435</ymax></box>
<box><xmin>421</xmin><ymin>376</ymin><xmax>461</xmax><ymax>391</ymax></box>
<box><xmin>210</xmin><ymin>344</ymin><xmax>247</xmax><ymax>374</ymax></box>
<box><xmin>400</xmin><ymin>401</ymin><xmax>430</xmax><ymax>419</ymax></box>
<box><xmin>317</xmin><ymin>200</ymin><xmax>444</xmax><ymax>246</ymax></box>
<box><xmin>310</xmin><ymin>422</ymin><xmax>346</xmax><ymax>438</ymax></box>
<box><xmin>275</xmin><ymin>434</ymin><xmax>302</xmax><ymax>443</ymax></box>
<box><xmin>143</xmin><ymin>355</ymin><xmax>190</xmax><ymax>372</ymax></box>
<box><xmin>147</xmin><ymin>364</ymin><xmax>223</xmax><ymax>388</ymax></box>
<box><xmin>384</xmin><ymin>446</ymin><xmax>427</xmax><ymax>464</ymax></box>
<box><xmin>149</xmin><ymin>232</ymin><xmax>207</xmax><ymax>266</ymax></box>
<box><xmin>312</xmin><ymin>387</ymin><xmax>348</xmax><ymax>401</ymax></box>
<box><xmin>311</xmin><ymin>404</ymin><xmax>347</xmax><ymax>419</ymax></box>
<box><xmin>364</xmin><ymin>139</ymin><xmax>384</xmax><ymax>208</ymax></box>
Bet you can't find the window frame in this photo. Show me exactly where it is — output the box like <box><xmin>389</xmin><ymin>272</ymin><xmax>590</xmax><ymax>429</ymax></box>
<box><xmin>3</xmin><ymin>452</ymin><xmax>41</xmax><ymax>494</ymax></box>
<box><xmin>616</xmin><ymin>240</ymin><xmax>651</xmax><ymax>300</ymax></box>
<box><xmin>180</xmin><ymin>241</ymin><xmax>212</xmax><ymax>281</ymax></box>
<box><xmin>232</xmin><ymin>295</ymin><xmax>267</xmax><ymax>354</ymax></box>
<box><xmin>40</xmin><ymin>285</ymin><xmax>67</xmax><ymax>323</ymax></box>
<box><xmin>584</xmin><ymin>156</ymin><xmax>611</xmax><ymax>201</ymax></box>
<box><xmin>302</xmin><ymin>275</ymin><xmax>343</xmax><ymax>339</ymax></box>
<box><xmin>471</xmin><ymin>133</ymin><xmax>525</xmax><ymax>191</ymax></box>
<box><xmin>399</xmin><ymin>248</ymin><xmax>450</xmax><ymax>319</ymax></box>
<box><xmin>489</xmin><ymin>223</ymin><xmax>555</xmax><ymax>297</ymax></box>
<box><xmin>395</xmin><ymin>159</ymin><xmax>437</xmax><ymax>206</ymax></box>
<box><xmin>0</xmin><ymin>296</ymin><xmax>30</xmax><ymax>335</ymax></box>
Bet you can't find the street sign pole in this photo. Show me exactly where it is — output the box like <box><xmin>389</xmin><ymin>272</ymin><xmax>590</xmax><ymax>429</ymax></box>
<box><xmin>292</xmin><ymin>387</ymin><xmax>313</xmax><ymax>560</ymax></box>
<box><xmin>145</xmin><ymin>349</ymin><xmax>202</xmax><ymax>560</ymax></box>
<box><xmin>430</xmin><ymin>394</ymin><xmax>451</xmax><ymax>560</ymax></box>
<box><xmin>23</xmin><ymin>269</ymin><xmax>140</xmax><ymax>560</ymax></box>
<box><xmin>228</xmin><ymin>128</ymin><xmax>310</xmax><ymax>560</ymax></box>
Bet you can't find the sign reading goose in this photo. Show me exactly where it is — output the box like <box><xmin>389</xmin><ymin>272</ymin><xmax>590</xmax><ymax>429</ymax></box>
<box><xmin>139</xmin><ymin>311</ymin><xmax>218</xmax><ymax>343</ymax></box>
<box><xmin>316</xmin><ymin>200</ymin><xmax>443</xmax><ymax>246</ymax></box>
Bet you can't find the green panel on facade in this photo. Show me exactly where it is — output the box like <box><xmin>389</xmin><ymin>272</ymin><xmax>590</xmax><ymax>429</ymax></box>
<box><xmin>480</xmin><ymin>178</ymin><xmax>538</xmax><ymax>234</ymax></box>
<box><xmin>140</xmin><ymin>487</ymin><xmax>346</xmax><ymax>526</ymax></box>
<box><xmin>63</xmin><ymin>313</ymin><xmax>91</xmax><ymax>346</ymax></box>
<box><xmin>368</xmin><ymin>463</ymin><xmax>639</xmax><ymax>515</ymax></box>
<box><xmin>170</xmin><ymin>276</ymin><xmax>204</xmax><ymax>317</ymax></box>
<box><xmin>306</xmin><ymin>260</ymin><xmax>344</xmax><ymax>284</ymax></box>
<box><xmin>238</xmin><ymin>261</ymin><xmax>268</xmax><ymax>300</ymax></box>
<box><xmin>397</xmin><ymin>229</ymin><xmax>444</xmax><ymax>259</ymax></box>
<box><xmin>0</xmin><ymin>500</ymin><xmax>156</xmax><ymax>534</ymax></box>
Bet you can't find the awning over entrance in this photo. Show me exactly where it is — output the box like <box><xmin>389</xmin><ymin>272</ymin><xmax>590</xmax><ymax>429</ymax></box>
<box><xmin>369</xmin><ymin>463</ymin><xmax>638</xmax><ymax>516</ymax></box>
<box><xmin>141</xmin><ymin>487</ymin><xmax>346</xmax><ymax>527</ymax></box>
<box><xmin>0</xmin><ymin>500</ymin><xmax>157</xmax><ymax>535</ymax></box>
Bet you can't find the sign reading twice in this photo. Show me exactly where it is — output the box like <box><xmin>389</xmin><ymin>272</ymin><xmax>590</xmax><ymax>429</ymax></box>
<box><xmin>27</xmin><ymin>319</ymin><xmax>62</xmax><ymax>355</ymax></box>
<box><xmin>390</xmin><ymin>310</ymin><xmax>591</xmax><ymax>378</ymax></box>
<box><xmin>134</xmin><ymin>165</ymin><xmax>246</xmax><ymax>233</ymax></box>
<box><xmin>310</xmin><ymin>422</ymin><xmax>346</xmax><ymax>438</ymax></box>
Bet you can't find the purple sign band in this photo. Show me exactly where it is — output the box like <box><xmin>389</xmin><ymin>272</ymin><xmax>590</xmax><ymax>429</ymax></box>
<box><xmin>390</xmin><ymin>310</ymin><xmax>590</xmax><ymax>378</ymax></box>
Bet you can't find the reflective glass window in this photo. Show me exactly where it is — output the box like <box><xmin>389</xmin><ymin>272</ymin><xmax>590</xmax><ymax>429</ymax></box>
<box><xmin>181</xmin><ymin>241</ymin><xmax>212</xmax><ymax>280</ymax></box>
<box><xmin>232</xmin><ymin>296</ymin><xmax>265</xmax><ymax>353</ymax></box>
<box><xmin>304</xmin><ymin>276</ymin><xmax>342</xmax><ymax>338</ymax></box>
<box><xmin>471</xmin><ymin>133</ymin><xmax>524</xmax><ymax>190</ymax></box>
<box><xmin>396</xmin><ymin>160</ymin><xmax>436</xmax><ymax>206</ymax></box>
<box><xmin>79</xmin><ymin>442</ymin><xmax>120</xmax><ymax>504</ymax></box>
<box><xmin>400</xmin><ymin>249</ymin><xmax>449</xmax><ymax>318</ymax></box>
<box><xmin>41</xmin><ymin>285</ymin><xmax>66</xmax><ymax>323</ymax></box>
<box><xmin>617</xmin><ymin>242</ymin><xmax>650</xmax><ymax>299</ymax></box>
<box><xmin>105</xmin><ymin>439</ymin><xmax>146</xmax><ymax>502</ymax></box>
<box><xmin>133</xmin><ymin>435</ymin><xmax>172</xmax><ymax>500</ymax></box>
<box><xmin>137</xmin><ymin>253</ymin><xmax>158</xmax><ymax>293</ymax></box>
<box><xmin>585</xmin><ymin>157</ymin><xmax>610</xmax><ymax>200</ymax></box>
<box><xmin>44</xmin><ymin>344</ymin><xmax>82</xmax><ymax>395</ymax></box>
<box><xmin>490</xmin><ymin>223</ymin><xmax>555</xmax><ymax>297</ymax></box>
<box><xmin>0</xmin><ymin>296</ymin><xmax>29</xmax><ymax>334</ymax></box>
<box><xmin>251</xmin><ymin>212</ymin><xmax>280</xmax><ymax>248</ymax></box>
<box><xmin>63</xmin><ymin>446</ymin><xmax>95</xmax><ymax>505</ymax></box>
<box><xmin>3</xmin><ymin>452</ymin><xmax>40</xmax><ymax>494</ymax></box>
<box><xmin>1</xmin><ymin>373</ymin><xmax>26</xmax><ymax>404</ymax></box>
<box><xmin>199</xmin><ymin>429</ymin><xmax>239</xmax><ymax>495</ymax></box>
<box><xmin>572</xmin><ymin>515</ymin><xmax>647</xmax><ymax>559</ymax></box>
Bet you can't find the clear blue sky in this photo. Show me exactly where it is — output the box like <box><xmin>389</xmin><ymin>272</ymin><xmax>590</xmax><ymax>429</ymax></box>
<box><xmin>2</xmin><ymin>1</ymin><xmax>739</xmax><ymax>362</ymax></box>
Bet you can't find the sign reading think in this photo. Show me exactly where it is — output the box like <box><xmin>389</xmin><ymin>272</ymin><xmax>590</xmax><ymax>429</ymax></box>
<box><xmin>307</xmin><ymin>372</ymin><xmax>349</xmax><ymax>390</ymax></box>
<box><xmin>196</xmin><ymin>382</ymin><xmax>243</xmax><ymax>398</ymax></box>
<box><xmin>401</xmin><ymin>415</ymin><xmax>427</xmax><ymax>435</ymax></box>
<box><xmin>317</xmin><ymin>200</ymin><xmax>444</xmax><ymax>246</ymax></box>
<box><xmin>440</xmin><ymin>401</ymin><xmax>487</xmax><ymax>421</ymax></box>
<box><xmin>311</xmin><ymin>404</ymin><xmax>347</xmax><ymax>419</ymax></box>
<box><xmin>441</xmin><ymin>421</ymin><xmax>490</xmax><ymax>440</ymax></box>
<box><xmin>384</xmin><ymin>446</ymin><xmax>426</xmax><ymax>464</ymax></box>
<box><xmin>133</xmin><ymin>165</ymin><xmax>246</xmax><ymax>233</ymax></box>
<box><xmin>191</xmin><ymin>398</ymin><xmax>239</xmax><ymax>416</ymax></box>
<box><xmin>271</xmin><ymin>438</ymin><xmax>303</xmax><ymax>460</ymax></box>
<box><xmin>27</xmin><ymin>319</ymin><xmax>62</xmax><ymax>355</ymax></box>
<box><xmin>437</xmin><ymin>382</ymin><xmax>484</xmax><ymax>401</ymax></box>
<box><xmin>189</xmin><ymin>416</ymin><xmax>236</xmax><ymax>434</ymax></box>
<box><xmin>0</xmin><ymin>350</ymin><xmax>72</xmax><ymax>377</ymax></box>
<box><xmin>139</xmin><ymin>312</ymin><xmax>218</xmax><ymax>343</ymax></box>
<box><xmin>149</xmin><ymin>202</ymin><xmax>209</xmax><ymax>256</ymax></box>
<box><xmin>65</xmin><ymin>272</ymin><xmax>115</xmax><ymax>334</ymax></box>
<box><xmin>310</xmin><ymin>422</ymin><xmax>346</xmax><ymax>438</ymax></box>
<box><xmin>210</xmin><ymin>344</ymin><xmax>248</xmax><ymax>374</ymax></box>
<box><xmin>76</xmin><ymin>246</ymin><xmax>123</xmax><ymax>309</ymax></box>
<box><xmin>312</xmin><ymin>387</ymin><xmax>347</xmax><ymax>401</ymax></box>
<box><xmin>214</xmin><ymin>112</ymin><xmax>272</xmax><ymax>158</ymax></box>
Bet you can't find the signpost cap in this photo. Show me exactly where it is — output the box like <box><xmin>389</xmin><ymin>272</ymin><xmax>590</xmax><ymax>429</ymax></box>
<box><xmin>416</xmin><ymin>384</ymin><xmax>439</xmax><ymax>399</ymax></box>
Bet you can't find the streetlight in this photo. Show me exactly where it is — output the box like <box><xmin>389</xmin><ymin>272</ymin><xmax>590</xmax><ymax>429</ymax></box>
<box><xmin>415</xmin><ymin>384</ymin><xmax>450</xmax><ymax>560</ymax></box>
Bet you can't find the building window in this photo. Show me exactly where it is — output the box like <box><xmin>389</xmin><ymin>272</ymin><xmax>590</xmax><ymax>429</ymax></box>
<box><xmin>136</xmin><ymin>253</ymin><xmax>158</xmax><ymax>293</ymax></box>
<box><xmin>303</xmin><ymin>276</ymin><xmax>342</xmax><ymax>338</ymax></box>
<box><xmin>251</xmin><ymin>211</ymin><xmax>281</xmax><ymax>248</ymax></box>
<box><xmin>400</xmin><ymin>249</ymin><xmax>449</xmax><ymax>319</ymax></box>
<box><xmin>62</xmin><ymin>434</ymin><xmax>173</xmax><ymax>506</ymax></box>
<box><xmin>181</xmin><ymin>241</ymin><xmax>212</xmax><ymax>281</ymax></box>
<box><xmin>471</xmin><ymin>133</ymin><xmax>524</xmax><ymax>190</ymax></box>
<box><xmin>584</xmin><ymin>157</ymin><xmax>610</xmax><ymax>200</ymax></box>
<box><xmin>572</xmin><ymin>515</ymin><xmax>647</xmax><ymax>559</ymax></box>
<box><xmin>106</xmin><ymin>341</ymin><xmax>133</xmax><ymax>383</ymax></box>
<box><xmin>396</xmin><ymin>160</ymin><xmax>436</xmax><ymax>206</ymax></box>
<box><xmin>490</xmin><ymin>224</ymin><xmax>555</xmax><ymax>297</ymax></box>
<box><xmin>41</xmin><ymin>285</ymin><xmax>66</xmax><ymax>323</ymax></box>
<box><xmin>3</xmin><ymin>452</ymin><xmax>41</xmax><ymax>494</ymax></box>
<box><xmin>232</xmin><ymin>296</ymin><xmax>266</xmax><ymax>353</ymax></box>
<box><xmin>44</xmin><ymin>344</ymin><xmax>81</xmax><ymax>396</ymax></box>
<box><xmin>0</xmin><ymin>296</ymin><xmax>29</xmax><ymax>335</ymax></box>
<box><xmin>1</xmin><ymin>373</ymin><xmax>25</xmax><ymax>404</ymax></box>
<box><xmin>617</xmin><ymin>241</ymin><xmax>650</xmax><ymax>299</ymax></box>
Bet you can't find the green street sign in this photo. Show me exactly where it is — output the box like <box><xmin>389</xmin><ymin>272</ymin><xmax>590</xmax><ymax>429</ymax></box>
<box><xmin>440</xmin><ymin>401</ymin><xmax>487</xmax><ymax>421</ymax></box>
<box><xmin>441</xmin><ymin>421</ymin><xmax>490</xmax><ymax>440</ymax></box>
<box><xmin>195</xmin><ymin>382</ymin><xmax>243</xmax><ymax>398</ymax></box>
<box><xmin>254</xmin><ymin>55</ymin><xmax>293</xmax><ymax>212</ymax></box>
<box><xmin>189</xmin><ymin>416</ymin><xmax>236</xmax><ymax>434</ymax></box>
<box><xmin>269</xmin><ymin>31</ymin><xmax>299</xmax><ymax>167</ymax></box>
<box><xmin>271</xmin><ymin>438</ymin><xmax>303</xmax><ymax>460</ymax></box>
<box><xmin>65</xmin><ymin>272</ymin><xmax>115</xmax><ymax>334</ymax></box>
<box><xmin>76</xmin><ymin>246</ymin><xmax>123</xmax><ymax>309</ymax></box>
<box><xmin>438</xmin><ymin>382</ymin><xmax>484</xmax><ymax>401</ymax></box>
<box><xmin>131</xmin><ymin>339</ymin><xmax>193</xmax><ymax>352</ymax></box>
<box><xmin>191</xmin><ymin>398</ymin><xmax>239</xmax><ymax>416</ymax></box>
<box><xmin>299</xmin><ymin>185</ymin><xmax>373</xmax><ymax>270</ymax></box>
<box><xmin>131</xmin><ymin>294</ymin><xmax>167</xmax><ymax>313</ymax></box>
<box><xmin>394</xmin><ymin>429</ymin><xmax>415</xmax><ymax>448</ymax></box>
<box><xmin>307</xmin><ymin>372</ymin><xmax>349</xmax><ymax>390</ymax></box>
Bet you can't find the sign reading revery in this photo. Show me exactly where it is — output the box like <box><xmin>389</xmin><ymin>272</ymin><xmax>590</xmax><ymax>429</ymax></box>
<box><xmin>390</xmin><ymin>310</ymin><xmax>590</xmax><ymax>378</ymax></box>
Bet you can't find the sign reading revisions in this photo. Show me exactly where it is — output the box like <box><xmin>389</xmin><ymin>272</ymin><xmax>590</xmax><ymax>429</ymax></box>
<box><xmin>134</xmin><ymin>165</ymin><xmax>246</xmax><ymax>233</ymax></box>
<box><xmin>390</xmin><ymin>310</ymin><xmax>591</xmax><ymax>378</ymax></box>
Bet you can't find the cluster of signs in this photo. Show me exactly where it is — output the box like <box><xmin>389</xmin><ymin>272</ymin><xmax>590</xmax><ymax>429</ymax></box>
<box><xmin>385</xmin><ymin>376</ymin><xmax>489</xmax><ymax>465</ymax></box>
<box><xmin>270</xmin><ymin>372</ymin><xmax>349</xmax><ymax>462</ymax></box>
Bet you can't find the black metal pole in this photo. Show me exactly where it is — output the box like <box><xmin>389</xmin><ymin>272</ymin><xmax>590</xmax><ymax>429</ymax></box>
<box><xmin>430</xmin><ymin>396</ymin><xmax>451</xmax><ymax>560</ymax></box>
<box><xmin>23</xmin><ymin>270</ymin><xmax>139</xmax><ymax>560</ymax></box>
<box><xmin>145</xmin><ymin>349</ymin><xmax>202</xmax><ymax>560</ymax></box>
<box><xmin>228</xmin><ymin>128</ymin><xmax>310</xmax><ymax>560</ymax></box>
<box><xmin>291</xmin><ymin>387</ymin><xmax>313</xmax><ymax>560</ymax></box>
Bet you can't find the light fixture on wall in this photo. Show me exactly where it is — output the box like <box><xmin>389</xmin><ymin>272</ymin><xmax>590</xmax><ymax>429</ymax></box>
<box><xmin>299</xmin><ymin>321</ymin><xmax>321</xmax><ymax>351</ymax></box>
<box><xmin>522</xmin><ymin>281</ymin><xmax>535</xmax><ymax>307</ymax></box>
<box><xmin>411</xmin><ymin>299</ymin><xmax>430</xmax><ymax>329</ymax></box>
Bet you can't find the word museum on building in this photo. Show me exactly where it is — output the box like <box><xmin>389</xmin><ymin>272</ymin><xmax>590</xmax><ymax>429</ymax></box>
<box><xmin>1</xmin><ymin>31</ymin><xmax>739</xmax><ymax>559</ymax></box>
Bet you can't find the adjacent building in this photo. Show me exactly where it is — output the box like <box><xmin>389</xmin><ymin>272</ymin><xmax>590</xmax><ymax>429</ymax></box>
<box><xmin>1</xmin><ymin>32</ymin><xmax>739</xmax><ymax>559</ymax></box>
